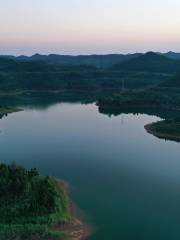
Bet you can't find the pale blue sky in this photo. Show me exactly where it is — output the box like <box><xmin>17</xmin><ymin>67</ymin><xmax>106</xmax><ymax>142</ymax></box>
<box><xmin>0</xmin><ymin>0</ymin><xmax>180</xmax><ymax>55</ymax></box>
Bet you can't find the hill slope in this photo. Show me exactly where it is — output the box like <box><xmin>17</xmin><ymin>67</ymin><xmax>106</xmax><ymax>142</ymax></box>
<box><xmin>98</xmin><ymin>72</ymin><xmax>180</xmax><ymax>111</ymax></box>
<box><xmin>0</xmin><ymin>57</ymin><xmax>168</xmax><ymax>92</ymax></box>
<box><xmin>111</xmin><ymin>52</ymin><xmax>180</xmax><ymax>73</ymax></box>
<box><xmin>0</xmin><ymin>163</ymin><xmax>69</xmax><ymax>240</ymax></box>
<box><xmin>160</xmin><ymin>73</ymin><xmax>180</xmax><ymax>88</ymax></box>
<box><xmin>14</xmin><ymin>53</ymin><xmax>142</xmax><ymax>68</ymax></box>
<box><xmin>163</xmin><ymin>51</ymin><xmax>180</xmax><ymax>60</ymax></box>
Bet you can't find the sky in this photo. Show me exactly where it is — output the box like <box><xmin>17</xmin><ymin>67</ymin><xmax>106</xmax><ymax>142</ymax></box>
<box><xmin>0</xmin><ymin>0</ymin><xmax>180</xmax><ymax>55</ymax></box>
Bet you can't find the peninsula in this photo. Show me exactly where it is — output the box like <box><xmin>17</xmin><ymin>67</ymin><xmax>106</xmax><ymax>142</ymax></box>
<box><xmin>0</xmin><ymin>163</ymin><xmax>90</xmax><ymax>240</ymax></box>
<box><xmin>145</xmin><ymin>118</ymin><xmax>180</xmax><ymax>142</ymax></box>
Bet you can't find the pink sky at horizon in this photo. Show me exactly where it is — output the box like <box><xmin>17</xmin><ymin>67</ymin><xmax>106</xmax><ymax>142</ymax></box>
<box><xmin>1</xmin><ymin>0</ymin><xmax>180</xmax><ymax>55</ymax></box>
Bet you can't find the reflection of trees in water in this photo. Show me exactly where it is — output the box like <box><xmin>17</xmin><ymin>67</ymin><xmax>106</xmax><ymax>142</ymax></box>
<box><xmin>98</xmin><ymin>106</ymin><xmax>180</xmax><ymax>120</ymax></box>
<box><xmin>0</xmin><ymin>113</ymin><xmax>8</xmax><ymax>134</ymax></box>
<box><xmin>0</xmin><ymin>113</ymin><xmax>7</xmax><ymax>120</ymax></box>
<box><xmin>0</xmin><ymin>92</ymin><xmax>99</xmax><ymax>111</ymax></box>
<box><xmin>121</xmin><ymin>115</ymin><xmax>124</xmax><ymax>125</ymax></box>
<box><xmin>0</xmin><ymin>90</ymin><xmax>120</xmax><ymax>110</ymax></box>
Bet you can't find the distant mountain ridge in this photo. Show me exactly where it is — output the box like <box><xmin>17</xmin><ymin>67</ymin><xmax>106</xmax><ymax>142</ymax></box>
<box><xmin>163</xmin><ymin>51</ymin><xmax>180</xmax><ymax>60</ymax></box>
<box><xmin>15</xmin><ymin>53</ymin><xmax>142</xmax><ymax>68</ymax></box>
<box><xmin>111</xmin><ymin>52</ymin><xmax>180</xmax><ymax>73</ymax></box>
<box><xmin>0</xmin><ymin>54</ymin><xmax>170</xmax><ymax>92</ymax></box>
<box><xmin>2</xmin><ymin>51</ymin><xmax>180</xmax><ymax>68</ymax></box>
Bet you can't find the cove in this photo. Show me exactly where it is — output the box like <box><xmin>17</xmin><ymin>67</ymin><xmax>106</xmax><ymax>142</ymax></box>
<box><xmin>1</xmin><ymin>101</ymin><xmax>180</xmax><ymax>240</ymax></box>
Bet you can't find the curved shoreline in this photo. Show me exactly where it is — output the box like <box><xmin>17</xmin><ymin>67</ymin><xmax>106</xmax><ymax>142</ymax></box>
<box><xmin>145</xmin><ymin>123</ymin><xmax>180</xmax><ymax>142</ymax></box>
<box><xmin>60</xmin><ymin>201</ymin><xmax>92</xmax><ymax>240</ymax></box>
<box><xmin>56</xmin><ymin>181</ymin><xmax>93</xmax><ymax>240</ymax></box>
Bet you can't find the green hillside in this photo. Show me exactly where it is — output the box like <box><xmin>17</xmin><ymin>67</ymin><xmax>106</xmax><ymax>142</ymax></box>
<box><xmin>98</xmin><ymin>72</ymin><xmax>180</xmax><ymax>110</ymax></box>
<box><xmin>111</xmin><ymin>52</ymin><xmax>180</xmax><ymax>73</ymax></box>
<box><xmin>160</xmin><ymin>73</ymin><xmax>180</xmax><ymax>88</ymax></box>
<box><xmin>0</xmin><ymin>57</ymin><xmax>168</xmax><ymax>92</ymax></box>
<box><xmin>0</xmin><ymin>163</ymin><xmax>69</xmax><ymax>240</ymax></box>
<box><xmin>3</xmin><ymin>53</ymin><xmax>142</xmax><ymax>68</ymax></box>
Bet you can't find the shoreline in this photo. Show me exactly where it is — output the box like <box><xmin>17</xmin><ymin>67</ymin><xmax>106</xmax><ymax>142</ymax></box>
<box><xmin>0</xmin><ymin>89</ymin><xmax>122</xmax><ymax>96</ymax></box>
<box><xmin>0</xmin><ymin>107</ymin><xmax>22</xmax><ymax>115</ymax></box>
<box><xmin>145</xmin><ymin>123</ymin><xmax>180</xmax><ymax>142</ymax></box>
<box><xmin>98</xmin><ymin>104</ymin><xmax>180</xmax><ymax>112</ymax></box>
<box><xmin>55</xmin><ymin>181</ymin><xmax>93</xmax><ymax>240</ymax></box>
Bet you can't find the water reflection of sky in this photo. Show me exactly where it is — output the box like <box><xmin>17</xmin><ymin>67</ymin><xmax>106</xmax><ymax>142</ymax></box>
<box><xmin>1</xmin><ymin>103</ymin><xmax>180</xmax><ymax>240</ymax></box>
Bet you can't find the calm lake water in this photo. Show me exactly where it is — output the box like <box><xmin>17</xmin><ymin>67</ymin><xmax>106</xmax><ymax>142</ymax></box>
<box><xmin>1</xmin><ymin>101</ymin><xmax>180</xmax><ymax>240</ymax></box>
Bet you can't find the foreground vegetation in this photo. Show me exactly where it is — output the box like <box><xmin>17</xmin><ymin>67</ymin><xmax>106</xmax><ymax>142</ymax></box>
<box><xmin>0</xmin><ymin>163</ymin><xmax>70</xmax><ymax>240</ymax></box>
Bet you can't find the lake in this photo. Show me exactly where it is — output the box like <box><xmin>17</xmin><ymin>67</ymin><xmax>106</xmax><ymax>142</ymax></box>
<box><xmin>1</xmin><ymin>101</ymin><xmax>180</xmax><ymax>240</ymax></box>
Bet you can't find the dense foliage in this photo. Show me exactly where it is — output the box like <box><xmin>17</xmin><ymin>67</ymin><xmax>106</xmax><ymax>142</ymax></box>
<box><xmin>98</xmin><ymin>72</ymin><xmax>180</xmax><ymax>110</ymax></box>
<box><xmin>111</xmin><ymin>52</ymin><xmax>180</xmax><ymax>73</ymax></box>
<box><xmin>4</xmin><ymin>52</ymin><xmax>180</xmax><ymax>67</ymax></box>
<box><xmin>3</xmin><ymin>53</ymin><xmax>142</xmax><ymax>68</ymax></box>
<box><xmin>98</xmin><ymin>88</ymin><xmax>180</xmax><ymax>108</ymax></box>
<box><xmin>0</xmin><ymin>55</ymin><xmax>170</xmax><ymax>93</ymax></box>
<box><xmin>160</xmin><ymin>73</ymin><xmax>180</xmax><ymax>88</ymax></box>
<box><xmin>0</xmin><ymin>163</ymin><xmax>69</xmax><ymax>240</ymax></box>
<box><xmin>150</xmin><ymin>118</ymin><xmax>180</xmax><ymax>135</ymax></box>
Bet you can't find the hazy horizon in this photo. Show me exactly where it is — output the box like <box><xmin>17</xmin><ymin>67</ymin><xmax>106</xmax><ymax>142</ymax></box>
<box><xmin>1</xmin><ymin>51</ymin><xmax>180</xmax><ymax>58</ymax></box>
<box><xmin>1</xmin><ymin>0</ymin><xmax>180</xmax><ymax>55</ymax></box>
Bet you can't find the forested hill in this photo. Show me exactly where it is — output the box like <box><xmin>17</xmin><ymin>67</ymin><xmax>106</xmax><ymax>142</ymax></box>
<box><xmin>2</xmin><ymin>52</ymin><xmax>180</xmax><ymax>68</ymax></box>
<box><xmin>160</xmin><ymin>73</ymin><xmax>180</xmax><ymax>88</ymax></box>
<box><xmin>0</xmin><ymin>163</ymin><xmax>69</xmax><ymax>239</ymax></box>
<box><xmin>97</xmin><ymin>73</ymin><xmax>180</xmax><ymax>111</ymax></box>
<box><xmin>111</xmin><ymin>52</ymin><xmax>180</xmax><ymax>73</ymax></box>
<box><xmin>0</xmin><ymin>57</ymin><xmax>97</xmax><ymax>72</ymax></box>
<box><xmin>3</xmin><ymin>53</ymin><xmax>142</xmax><ymax>68</ymax></box>
<box><xmin>163</xmin><ymin>52</ymin><xmax>180</xmax><ymax>60</ymax></box>
<box><xmin>0</xmin><ymin>56</ymin><xmax>169</xmax><ymax>92</ymax></box>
